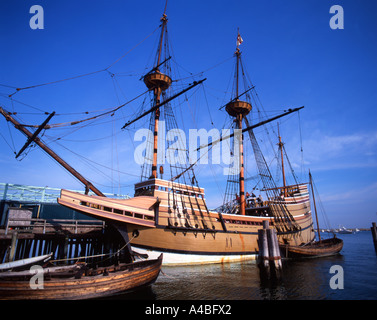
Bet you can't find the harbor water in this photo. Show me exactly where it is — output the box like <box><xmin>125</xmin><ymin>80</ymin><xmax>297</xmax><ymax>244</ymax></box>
<box><xmin>114</xmin><ymin>231</ymin><xmax>377</xmax><ymax>300</ymax></box>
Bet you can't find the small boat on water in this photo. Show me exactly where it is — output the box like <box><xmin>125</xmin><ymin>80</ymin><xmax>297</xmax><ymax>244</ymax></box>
<box><xmin>338</xmin><ymin>226</ymin><xmax>353</xmax><ymax>234</ymax></box>
<box><xmin>280</xmin><ymin>172</ymin><xmax>343</xmax><ymax>258</ymax></box>
<box><xmin>280</xmin><ymin>237</ymin><xmax>343</xmax><ymax>259</ymax></box>
<box><xmin>0</xmin><ymin>254</ymin><xmax>162</xmax><ymax>300</ymax></box>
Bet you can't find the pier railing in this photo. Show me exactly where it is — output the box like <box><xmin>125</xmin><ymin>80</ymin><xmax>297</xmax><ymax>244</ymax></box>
<box><xmin>1</xmin><ymin>182</ymin><xmax>129</xmax><ymax>204</ymax></box>
<box><xmin>3</xmin><ymin>217</ymin><xmax>105</xmax><ymax>236</ymax></box>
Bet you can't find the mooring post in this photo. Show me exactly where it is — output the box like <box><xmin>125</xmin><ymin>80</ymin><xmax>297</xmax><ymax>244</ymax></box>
<box><xmin>258</xmin><ymin>220</ymin><xmax>282</xmax><ymax>280</ymax></box>
<box><xmin>371</xmin><ymin>222</ymin><xmax>377</xmax><ymax>254</ymax></box>
<box><xmin>267</xmin><ymin>227</ymin><xmax>282</xmax><ymax>278</ymax></box>
<box><xmin>258</xmin><ymin>220</ymin><xmax>271</xmax><ymax>278</ymax></box>
<box><xmin>258</xmin><ymin>227</ymin><xmax>270</xmax><ymax>275</ymax></box>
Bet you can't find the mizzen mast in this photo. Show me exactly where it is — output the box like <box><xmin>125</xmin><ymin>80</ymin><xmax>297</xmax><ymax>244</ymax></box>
<box><xmin>225</xmin><ymin>30</ymin><xmax>251</xmax><ymax>216</ymax></box>
<box><xmin>143</xmin><ymin>8</ymin><xmax>172</xmax><ymax>179</ymax></box>
<box><xmin>309</xmin><ymin>170</ymin><xmax>322</xmax><ymax>242</ymax></box>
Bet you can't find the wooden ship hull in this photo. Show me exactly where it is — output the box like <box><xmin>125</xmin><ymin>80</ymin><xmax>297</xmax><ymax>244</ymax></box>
<box><xmin>0</xmin><ymin>254</ymin><xmax>162</xmax><ymax>300</ymax></box>
<box><xmin>58</xmin><ymin>180</ymin><xmax>315</xmax><ymax>265</ymax></box>
<box><xmin>279</xmin><ymin>237</ymin><xmax>343</xmax><ymax>259</ymax></box>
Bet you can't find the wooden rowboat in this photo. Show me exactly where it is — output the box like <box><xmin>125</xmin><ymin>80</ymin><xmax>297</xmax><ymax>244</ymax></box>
<box><xmin>280</xmin><ymin>237</ymin><xmax>343</xmax><ymax>259</ymax></box>
<box><xmin>0</xmin><ymin>254</ymin><xmax>162</xmax><ymax>300</ymax></box>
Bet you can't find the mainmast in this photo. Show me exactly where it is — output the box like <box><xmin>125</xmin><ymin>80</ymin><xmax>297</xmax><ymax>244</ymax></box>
<box><xmin>143</xmin><ymin>7</ymin><xmax>172</xmax><ymax>179</ymax></box>
<box><xmin>225</xmin><ymin>30</ymin><xmax>251</xmax><ymax>216</ymax></box>
<box><xmin>278</xmin><ymin>125</ymin><xmax>287</xmax><ymax>197</ymax></box>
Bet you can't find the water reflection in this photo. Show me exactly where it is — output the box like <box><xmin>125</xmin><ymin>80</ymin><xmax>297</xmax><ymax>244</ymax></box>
<box><xmin>274</xmin><ymin>255</ymin><xmax>345</xmax><ymax>300</ymax></box>
<box><xmin>107</xmin><ymin>254</ymin><xmax>344</xmax><ymax>300</ymax></box>
<box><xmin>95</xmin><ymin>233</ymin><xmax>377</xmax><ymax>300</ymax></box>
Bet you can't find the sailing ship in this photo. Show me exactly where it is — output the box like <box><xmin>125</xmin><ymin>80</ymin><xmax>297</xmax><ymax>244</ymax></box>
<box><xmin>1</xmin><ymin>6</ymin><xmax>317</xmax><ymax>265</ymax></box>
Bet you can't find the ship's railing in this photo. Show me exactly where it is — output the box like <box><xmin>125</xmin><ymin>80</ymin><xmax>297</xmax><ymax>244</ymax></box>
<box><xmin>135</xmin><ymin>178</ymin><xmax>204</xmax><ymax>196</ymax></box>
<box><xmin>0</xmin><ymin>182</ymin><xmax>129</xmax><ymax>204</ymax></box>
<box><xmin>215</xmin><ymin>196</ymin><xmax>267</xmax><ymax>214</ymax></box>
<box><xmin>263</xmin><ymin>183</ymin><xmax>308</xmax><ymax>196</ymax></box>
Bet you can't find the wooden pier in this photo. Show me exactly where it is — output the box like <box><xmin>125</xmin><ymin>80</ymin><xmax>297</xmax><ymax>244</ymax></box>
<box><xmin>0</xmin><ymin>182</ymin><xmax>131</xmax><ymax>267</ymax></box>
<box><xmin>2</xmin><ymin>217</ymin><xmax>105</xmax><ymax>237</ymax></box>
<box><xmin>0</xmin><ymin>218</ymin><xmax>126</xmax><ymax>267</ymax></box>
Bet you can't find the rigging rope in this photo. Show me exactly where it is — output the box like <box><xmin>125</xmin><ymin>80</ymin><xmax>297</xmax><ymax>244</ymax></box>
<box><xmin>310</xmin><ymin>175</ymin><xmax>332</xmax><ymax>231</ymax></box>
<box><xmin>9</xmin><ymin>70</ymin><xmax>105</xmax><ymax>98</ymax></box>
<box><xmin>245</xmin><ymin>118</ymin><xmax>300</xmax><ymax>233</ymax></box>
<box><xmin>298</xmin><ymin>110</ymin><xmax>305</xmax><ymax>179</ymax></box>
<box><xmin>7</xmin><ymin>26</ymin><xmax>160</xmax><ymax>98</ymax></box>
<box><xmin>0</xmin><ymin>131</ymin><xmax>16</xmax><ymax>154</ymax></box>
<box><xmin>173</xmin><ymin>55</ymin><xmax>233</xmax><ymax>82</ymax></box>
<box><xmin>20</xmin><ymin>89</ymin><xmax>148</xmax><ymax>129</ymax></box>
<box><xmin>53</xmin><ymin>139</ymin><xmax>140</xmax><ymax>179</ymax></box>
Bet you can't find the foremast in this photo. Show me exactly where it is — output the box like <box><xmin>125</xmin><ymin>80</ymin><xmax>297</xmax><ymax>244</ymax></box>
<box><xmin>224</xmin><ymin>31</ymin><xmax>251</xmax><ymax>216</ymax></box>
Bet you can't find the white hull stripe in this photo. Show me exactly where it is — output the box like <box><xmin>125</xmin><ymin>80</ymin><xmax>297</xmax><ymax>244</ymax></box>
<box><xmin>132</xmin><ymin>246</ymin><xmax>257</xmax><ymax>266</ymax></box>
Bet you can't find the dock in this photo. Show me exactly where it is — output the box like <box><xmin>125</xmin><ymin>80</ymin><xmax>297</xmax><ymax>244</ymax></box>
<box><xmin>0</xmin><ymin>182</ymin><xmax>129</xmax><ymax>266</ymax></box>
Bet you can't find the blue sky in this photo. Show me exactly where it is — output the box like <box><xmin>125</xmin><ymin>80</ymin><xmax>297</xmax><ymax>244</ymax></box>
<box><xmin>0</xmin><ymin>0</ymin><xmax>376</xmax><ymax>228</ymax></box>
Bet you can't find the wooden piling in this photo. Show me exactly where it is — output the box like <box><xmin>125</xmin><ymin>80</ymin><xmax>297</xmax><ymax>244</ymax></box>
<box><xmin>258</xmin><ymin>228</ymin><xmax>270</xmax><ymax>275</ymax></box>
<box><xmin>9</xmin><ymin>232</ymin><xmax>18</xmax><ymax>262</ymax></box>
<box><xmin>0</xmin><ymin>224</ymin><xmax>126</xmax><ymax>267</ymax></box>
<box><xmin>63</xmin><ymin>235</ymin><xmax>69</xmax><ymax>262</ymax></box>
<box><xmin>267</xmin><ymin>228</ymin><xmax>282</xmax><ymax>278</ymax></box>
<box><xmin>371</xmin><ymin>222</ymin><xmax>377</xmax><ymax>254</ymax></box>
<box><xmin>257</xmin><ymin>220</ymin><xmax>282</xmax><ymax>280</ymax></box>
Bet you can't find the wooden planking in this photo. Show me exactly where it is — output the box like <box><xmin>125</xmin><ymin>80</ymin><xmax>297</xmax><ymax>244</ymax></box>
<box><xmin>60</xmin><ymin>190</ymin><xmax>157</xmax><ymax>216</ymax></box>
<box><xmin>58</xmin><ymin>198</ymin><xmax>156</xmax><ymax>228</ymax></box>
<box><xmin>280</xmin><ymin>237</ymin><xmax>343</xmax><ymax>258</ymax></box>
<box><xmin>130</xmin><ymin>226</ymin><xmax>258</xmax><ymax>253</ymax></box>
<box><xmin>58</xmin><ymin>179</ymin><xmax>315</xmax><ymax>260</ymax></box>
<box><xmin>0</xmin><ymin>255</ymin><xmax>162</xmax><ymax>300</ymax></box>
<box><xmin>58</xmin><ymin>190</ymin><xmax>157</xmax><ymax>228</ymax></box>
